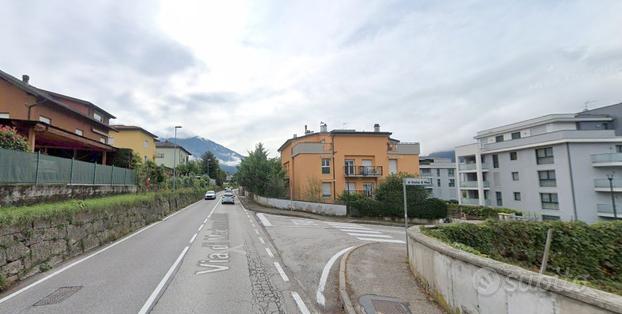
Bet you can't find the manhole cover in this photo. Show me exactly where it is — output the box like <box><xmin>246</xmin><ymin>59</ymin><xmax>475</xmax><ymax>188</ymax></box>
<box><xmin>33</xmin><ymin>286</ymin><xmax>82</xmax><ymax>306</ymax></box>
<box><xmin>359</xmin><ymin>294</ymin><xmax>411</xmax><ymax>314</ymax></box>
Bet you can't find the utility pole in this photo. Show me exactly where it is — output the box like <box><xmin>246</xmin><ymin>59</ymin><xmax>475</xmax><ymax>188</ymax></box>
<box><xmin>173</xmin><ymin>125</ymin><xmax>182</xmax><ymax>191</ymax></box>
<box><xmin>607</xmin><ymin>173</ymin><xmax>618</xmax><ymax>219</ymax></box>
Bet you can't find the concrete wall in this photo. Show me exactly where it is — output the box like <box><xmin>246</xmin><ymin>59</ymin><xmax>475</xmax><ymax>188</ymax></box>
<box><xmin>407</xmin><ymin>227</ymin><xmax>622</xmax><ymax>314</ymax></box>
<box><xmin>253</xmin><ymin>194</ymin><xmax>347</xmax><ymax>216</ymax></box>
<box><xmin>0</xmin><ymin>184</ymin><xmax>137</xmax><ymax>207</ymax></box>
<box><xmin>0</xmin><ymin>191</ymin><xmax>200</xmax><ymax>288</ymax></box>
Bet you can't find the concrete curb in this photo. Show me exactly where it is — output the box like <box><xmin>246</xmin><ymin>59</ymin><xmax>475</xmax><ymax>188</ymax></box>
<box><xmin>338</xmin><ymin>243</ymin><xmax>371</xmax><ymax>314</ymax></box>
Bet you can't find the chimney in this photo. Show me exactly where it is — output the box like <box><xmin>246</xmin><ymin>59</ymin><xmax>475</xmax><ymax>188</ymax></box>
<box><xmin>304</xmin><ymin>125</ymin><xmax>309</xmax><ymax>134</ymax></box>
<box><xmin>22</xmin><ymin>75</ymin><xmax>30</xmax><ymax>84</ymax></box>
<box><xmin>293</xmin><ymin>134</ymin><xmax>297</xmax><ymax>138</ymax></box>
<box><xmin>320</xmin><ymin>122</ymin><xmax>328</xmax><ymax>133</ymax></box>
<box><xmin>374</xmin><ymin>123</ymin><xmax>380</xmax><ymax>132</ymax></box>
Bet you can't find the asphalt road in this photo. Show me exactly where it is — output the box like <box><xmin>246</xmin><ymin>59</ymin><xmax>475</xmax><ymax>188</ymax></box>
<box><xmin>0</xmin><ymin>193</ymin><xmax>407</xmax><ymax>314</ymax></box>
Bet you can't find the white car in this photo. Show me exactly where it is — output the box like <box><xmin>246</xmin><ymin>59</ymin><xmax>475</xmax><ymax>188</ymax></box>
<box><xmin>204</xmin><ymin>191</ymin><xmax>216</xmax><ymax>200</ymax></box>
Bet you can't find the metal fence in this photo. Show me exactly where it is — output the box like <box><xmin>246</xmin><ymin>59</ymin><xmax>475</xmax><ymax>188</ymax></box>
<box><xmin>0</xmin><ymin>147</ymin><xmax>136</xmax><ymax>185</ymax></box>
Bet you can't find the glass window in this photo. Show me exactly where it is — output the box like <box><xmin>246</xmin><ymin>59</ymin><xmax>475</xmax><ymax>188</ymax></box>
<box><xmin>39</xmin><ymin>116</ymin><xmax>51</xmax><ymax>124</ymax></box>
<box><xmin>75</xmin><ymin>129</ymin><xmax>83</xmax><ymax>136</ymax></box>
<box><xmin>512</xmin><ymin>172</ymin><xmax>519</xmax><ymax>181</ymax></box>
<box><xmin>513</xmin><ymin>192</ymin><xmax>521</xmax><ymax>201</ymax></box>
<box><xmin>511</xmin><ymin>132</ymin><xmax>521</xmax><ymax>139</ymax></box>
<box><xmin>345</xmin><ymin>182</ymin><xmax>355</xmax><ymax>192</ymax></box>
<box><xmin>492</xmin><ymin>154</ymin><xmax>499</xmax><ymax>168</ymax></box>
<box><xmin>437</xmin><ymin>179</ymin><xmax>441</xmax><ymax>187</ymax></box>
<box><xmin>363</xmin><ymin>183</ymin><xmax>374</xmax><ymax>197</ymax></box>
<box><xmin>322</xmin><ymin>183</ymin><xmax>331</xmax><ymax>197</ymax></box>
<box><xmin>420</xmin><ymin>168</ymin><xmax>431</xmax><ymax>176</ymax></box>
<box><xmin>321</xmin><ymin>159</ymin><xmax>331</xmax><ymax>174</ymax></box>
<box><xmin>448</xmin><ymin>168</ymin><xmax>455</xmax><ymax>176</ymax></box>
<box><xmin>389</xmin><ymin>159</ymin><xmax>397</xmax><ymax>174</ymax></box>
<box><xmin>99</xmin><ymin>138</ymin><xmax>106</xmax><ymax>143</ymax></box>
<box><xmin>536</xmin><ymin>147</ymin><xmax>554</xmax><ymax>164</ymax></box>
<box><xmin>540</xmin><ymin>193</ymin><xmax>559</xmax><ymax>209</ymax></box>
<box><xmin>617</xmin><ymin>145</ymin><xmax>622</xmax><ymax>153</ymax></box>
<box><xmin>496</xmin><ymin>191</ymin><xmax>503</xmax><ymax>206</ymax></box>
<box><xmin>449</xmin><ymin>178</ymin><xmax>455</xmax><ymax>187</ymax></box>
<box><xmin>495</xmin><ymin>135</ymin><xmax>504</xmax><ymax>142</ymax></box>
<box><xmin>143</xmin><ymin>140</ymin><xmax>149</xmax><ymax>148</ymax></box>
<box><xmin>436</xmin><ymin>169</ymin><xmax>441</xmax><ymax>177</ymax></box>
<box><xmin>93</xmin><ymin>112</ymin><xmax>102</xmax><ymax>122</ymax></box>
<box><xmin>0</xmin><ymin>113</ymin><xmax>9</xmax><ymax>119</ymax></box>
<box><xmin>542</xmin><ymin>215</ymin><xmax>560</xmax><ymax>221</ymax></box>
<box><xmin>538</xmin><ymin>170</ymin><xmax>556</xmax><ymax>187</ymax></box>
<box><xmin>510</xmin><ymin>152</ymin><xmax>517</xmax><ymax>160</ymax></box>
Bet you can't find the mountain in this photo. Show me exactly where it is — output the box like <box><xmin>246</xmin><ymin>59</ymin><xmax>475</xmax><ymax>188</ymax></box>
<box><xmin>162</xmin><ymin>136</ymin><xmax>245</xmax><ymax>174</ymax></box>
<box><xmin>426</xmin><ymin>150</ymin><xmax>455</xmax><ymax>160</ymax></box>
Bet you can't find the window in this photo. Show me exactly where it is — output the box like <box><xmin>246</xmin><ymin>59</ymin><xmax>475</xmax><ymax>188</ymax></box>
<box><xmin>540</xmin><ymin>193</ymin><xmax>559</xmax><ymax>209</ymax></box>
<box><xmin>617</xmin><ymin>145</ymin><xmax>622</xmax><ymax>153</ymax></box>
<box><xmin>321</xmin><ymin>159</ymin><xmax>331</xmax><ymax>174</ymax></box>
<box><xmin>322</xmin><ymin>183</ymin><xmax>331</xmax><ymax>197</ymax></box>
<box><xmin>512</xmin><ymin>172</ymin><xmax>519</xmax><ymax>181</ymax></box>
<box><xmin>93</xmin><ymin>112</ymin><xmax>102</xmax><ymax>122</ymax></box>
<box><xmin>75</xmin><ymin>129</ymin><xmax>83</xmax><ymax>136</ymax></box>
<box><xmin>495</xmin><ymin>135</ymin><xmax>504</xmax><ymax>142</ymax></box>
<box><xmin>511</xmin><ymin>132</ymin><xmax>521</xmax><ymax>140</ymax></box>
<box><xmin>345</xmin><ymin>160</ymin><xmax>355</xmax><ymax>175</ymax></box>
<box><xmin>389</xmin><ymin>159</ymin><xmax>397</xmax><ymax>174</ymax></box>
<box><xmin>449</xmin><ymin>178</ymin><xmax>455</xmax><ymax>187</ymax></box>
<box><xmin>496</xmin><ymin>191</ymin><xmax>503</xmax><ymax>206</ymax></box>
<box><xmin>448</xmin><ymin>168</ymin><xmax>455</xmax><ymax>176</ymax></box>
<box><xmin>0</xmin><ymin>113</ymin><xmax>9</xmax><ymax>118</ymax></box>
<box><xmin>156</xmin><ymin>153</ymin><xmax>164</xmax><ymax>158</ymax></box>
<box><xmin>542</xmin><ymin>215</ymin><xmax>560</xmax><ymax>221</ymax></box>
<box><xmin>510</xmin><ymin>151</ymin><xmax>517</xmax><ymax>160</ymax></box>
<box><xmin>363</xmin><ymin>183</ymin><xmax>374</xmax><ymax>197</ymax></box>
<box><xmin>437</xmin><ymin>179</ymin><xmax>441</xmax><ymax>187</ymax></box>
<box><xmin>492</xmin><ymin>154</ymin><xmax>499</xmax><ymax>168</ymax></box>
<box><xmin>513</xmin><ymin>192</ymin><xmax>521</xmax><ymax>201</ymax></box>
<box><xmin>99</xmin><ymin>138</ymin><xmax>106</xmax><ymax>143</ymax></box>
<box><xmin>536</xmin><ymin>147</ymin><xmax>554</xmax><ymax>164</ymax></box>
<box><xmin>420</xmin><ymin>168</ymin><xmax>431</xmax><ymax>176</ymax></box>
<box><xmin>538</xmin><ymin>170</ymin><xmax>556</xmax><ymax>187</ymax></box>
<box><xmin>345</xmin><ymin>182</ymin><xmax>355</xmax><ymax>193</ymax></box>
<box><xmin>39</xmin><ymin>116</ymin><xmax>51</xmax><ymax>124</ymax></box>
<box><xmin>143</xmin><ymin>140</ymin><xmax>149</xmax><ymax>148</ymax></box>
<box><xmin>436</xmin><ymin>169</ymin><xmax>440</xmax><ymax>177</ymax></box>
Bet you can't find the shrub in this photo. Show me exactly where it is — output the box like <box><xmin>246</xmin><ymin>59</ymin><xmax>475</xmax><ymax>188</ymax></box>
<box><xmin>423</xmin><ymin>221</ymin><xmax>622</xmax><ymax>295</ymax></box>
<box><xmin>448</xmin><ymin>203</ymin><xmax>521</xmax><ymax>219</ymax></box>
<box><xmin>0</xmin><ymin>125</ymin><xmax>28</xmax><ymax>151</ymax></box>
<box><xmin>338</xmin><ymin>192</ymin><xmax>387</xmax><ymax>217</ymax></box>
<box><xmin>414</xmin><ymin>198</ymin><xmax>449</xmax><ymax>219</ymax></box>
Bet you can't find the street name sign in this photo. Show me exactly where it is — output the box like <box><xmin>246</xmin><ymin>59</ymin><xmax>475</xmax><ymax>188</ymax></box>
<box><xmin>403</xmin><ymin>177</ymin><xmax>432</xmax><ymax>186</ymax></box>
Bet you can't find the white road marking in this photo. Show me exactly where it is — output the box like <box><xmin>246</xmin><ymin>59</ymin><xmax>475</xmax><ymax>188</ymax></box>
<box><xmin>334</xmin><ymin>226</ymin><xmax>371</xmax><ymax>231</ymax></box>
<box><xmin>0</xmin><ymin>199</ymin><xmax>203</xmax><ymax>305</ymax></box>
<box><xmin>357</xmin><ymin>238</ymin><xmax>405</xmax><ymax>244</ymax></box>
<box><xmin>291</xmin><ymin>291</ymin><xmax>311</xmax><ymax>314</ymax></box>
<box><xmin>138</xmin><ymin>246</ymin><xmax>190</xmax><ymax>314</ymax></box>
<box><xmin>257</xmin><ymin>213</ymin><xmax>273</xmax><ymax>226</ymax></box>
<box><xmin>254</xmin><ymin>229</ymin><xmax>260</xmax><ymax>235</ymax></box>
<box><xmin>274</xmin><ymin>262</ymin><xmax>289</xmax><ymax>282</ymax></box>
<box><xmin>339</xmin><ymin>229</ymin><xmax>382</xmax><ymax>234</ymax></box>
<box><xmin>203</xmin><ymin>218</ymin><xmax>208</xmax><ymax>224</ymax></box>
<box><xmin>198</xmin><ymin>224</ymin><xmax>204</xmax><ymax>232</ymax></box>
<box><xmin>258</xmin><ymin>237</ymin><xmax>265</xmax><ymax>244</ymax></box>
<box><xmin>189</xmin><ymin>233</ymin><xmax>198</xmax><ymax>243</ymax></box>
<box><xmin>347</xmin><ymin>233</ymin><xmax>393</xmax><ymax>238</ymax></box>
<box><xmin>207</xmin><ymin>201</ymin><xmax>220</xmax><ymax>218</ymax></box>
<box><xmin>316</xmin><ymin>246</ymin><xmax>353</xmax><ymax>306</ymax></box>
<box><xmin>265</xmin><ymin>247</ymin><xmax>274</xmax><ymax>258</ymax></box>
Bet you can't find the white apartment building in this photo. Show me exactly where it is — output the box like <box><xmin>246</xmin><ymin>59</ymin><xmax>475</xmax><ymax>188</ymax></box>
<box><xmin>455</xmin><ymin>103</ymin><xmax>622</xmax><ymax>223</ymax></box>
<box><xmin>419</xmin><ymin>157</ymin><xmax>457</xmax><ymax>201</ymax></box>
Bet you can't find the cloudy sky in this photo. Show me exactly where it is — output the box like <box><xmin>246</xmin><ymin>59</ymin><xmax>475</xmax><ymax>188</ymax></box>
<box><xmin>2</xmin><ymin>0</ymin><xmax>622</xmax><ymax>156</ymax></box>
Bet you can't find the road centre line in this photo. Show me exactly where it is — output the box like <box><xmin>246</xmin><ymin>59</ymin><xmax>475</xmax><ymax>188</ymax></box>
<box><xmin>291</xmin><ymin>291</ymin><xmax>311</xmax><ymax>314</ymax></box>
<box><xmin>265</xmin><ymin>247</ymin><xmax>274</xmax><ymax>258</ymax></box>
<box><xmin>203</xmin><ymin>218</ymin><xmax>208</xmax><ymax>224</ymax></box>
<box><xmin>0</xmin><ymin>199</ymin><xmax>202</xmax><ymax>305</ymax></box>
<box><xmin>257</xmin><ymin>213</ymin><xmax>273</xmax><ymax>226</ymax></box>
<box><xmin>189</xmin><ymin>233</ymin><xmax>197</xmax><ymax>244</ymax></box>
<box><xmin>316</xmin><ymin>246</ymin><xmax>353</xmax><ymax>306</ymax></box>
<box><xmin>357</xmin><ymin>238</ymin><xmax>405</xmax><ymax>244</ymax></box>
<box><xmin>138</xmin><ymin>246</ymin><xmax>190</xmax><ymax>314</ymax></box>
<box><xmin>347</xmin><ymin>233</ymin><xmax>393</xmax><ymax>238</ymax></box>
<box><xmin>198</xmin><ymin>224</ymin><xmax>204</xmax><ymax>232</ymax></box>
<box><xmin>258</xmin><ymin>237</ymin><xmax>265</xmax><ymax>244</ymax></box>
<box><xmin>274</xmin><ymin>262</ymin><xmax>289</xmax><ymax>282</ymax></box>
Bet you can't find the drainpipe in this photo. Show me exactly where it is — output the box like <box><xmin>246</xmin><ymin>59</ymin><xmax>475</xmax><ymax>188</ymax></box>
<box><xmin>565</xmin><ymin>143</ymin><xmax>579</xmax><ymax>221</ymax></box>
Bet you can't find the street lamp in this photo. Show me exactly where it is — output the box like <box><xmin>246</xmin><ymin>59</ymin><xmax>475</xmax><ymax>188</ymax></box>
<box><xmin>607</xmin><ymin>173</ymin><xmax>618</xmax><ymax>219</ymax></box>
<box><xmin>173</xmin><ymin>126</ymin><xmax>182</xmax><ymax>191</ymax></box>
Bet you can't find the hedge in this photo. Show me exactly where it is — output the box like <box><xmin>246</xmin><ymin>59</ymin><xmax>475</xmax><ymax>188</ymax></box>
<box><xmin>447</xmin><ymin>203</ymin><xmax>521</xmax><ymax>219</ymax></box>
<box><xmin>423</xmin><ymin>221</ymin><xmax>622</xmax><ymax>295</ymax></box>
<box><xmin>340</xmin><ymin>193</ymin><xmax>448</xmax><ymax>219</ymax></box>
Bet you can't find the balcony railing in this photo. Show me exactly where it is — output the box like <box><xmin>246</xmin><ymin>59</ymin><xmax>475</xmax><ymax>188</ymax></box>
<box><xmin>459</xmin><ymin>181</ymin><xmax>490</xmax><ymax>188</ymax></box>
<box><xmin>594</xmin><ymin>178</ymin><xmax>622</xmax><ymax>190</ymax></box>
<box><xmin>461</xmin><ymin>198</ymin><xmax>492</xmax><ymax>206</ymax></box>
<box><xmin>458</xmin><ymin>163</ymin><xmax>490</xmax><ymax>171</ymax></box>
<box><xmin>597</xmin><ymin>204</ymin><xmax>621</xmax><ymax>218</ymax></box>
<box><xmin>344</xmin><ymin>166</ymin><xmax>383</xmax><ymax>177</ymax></box>
<box><xmin>592</xmin><ymin>153</ymin><xmax>622</xmax><ymax>165</ymax></box>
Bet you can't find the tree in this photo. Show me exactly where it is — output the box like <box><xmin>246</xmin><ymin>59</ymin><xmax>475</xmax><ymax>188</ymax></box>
<box><xmin>375</xmin><ymin>173</ymin><xmax>429</xmax><ymax>215</ymax></box>
<box><xmin>0</xmin><ymin>125</ymin><xmax>28</xmax><ymax>151</ymax></box>
<box><xmin>200</xmin><ymin>151</ymin><xmax>219</xmax><ymax>178</ymax></box>
<box><xmin>235</xmin><ymin>143</ymin><xmax>286</xmax><ymax>198</ymax></box>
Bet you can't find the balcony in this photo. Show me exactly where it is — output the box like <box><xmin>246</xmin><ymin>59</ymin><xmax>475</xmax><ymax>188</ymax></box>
<box><xmin>461</xmin><ymin>198</ymin><xmax>492</xmax><ymax>206</ymax></box>
<box><xmin>459</xmin><ymin>181</ymin><xmax>490</xmax><ymax>189</ymax></box>
<box><xmin>592</xmin><ymin>153</ymin><xmax>622</xmax><ymax>167</ymax></box>
<box><xmin>458</xmin><ymin>163</ymin><xmax>490</xmax><ymax>172</ymax></box>
<box><xmin>482</xmin><ymin>129</ymin><xmax>617</xmax><ymax>152</ymax></box>
<box><xmin>344</xmin><ymin>166</ymin><xmax>383</xmax><ymax>177</ymax></box>
<box><xmin>291</xmin><ymin>142</ymin><xmax>332</xmax><ymax>156</ymax></box>
<box><xmin>596</xmin><ymin>204</ymin><xmax>622</xmax><ymax>219</ymax></box>
<box><xmin>594</xmin><ymin>178</ymin><xmax>622</xmax><ymax>192</ymax></box>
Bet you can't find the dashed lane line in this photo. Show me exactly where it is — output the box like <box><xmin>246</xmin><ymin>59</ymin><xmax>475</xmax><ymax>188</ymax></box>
<box><xmin>265</xmin><ymin>247</ymin><xmax>274</xmax><ymax>258</ymax></box>
<box><xmin>189</xmin><ymin>233</ymin><xmax>198</xmax><ymax>244</ymax></box>
<box><xmin>274</xmin><ymin>262</ymin><xmax>289</xmax><ymax>282</ymax></box>
<box><xmin>291</xmin><ymin>291</ymin><xmax>311</xmax><ymax>314</ymax></box>
<box><xmin>258</xmin><ymin>237</ymin><xmax>265</xmax><ymax>244</ymax></box>
<box><xmin>138</xmin><ymin>246</ymin><xmax>190</xmax><ymax>314</ymax></box>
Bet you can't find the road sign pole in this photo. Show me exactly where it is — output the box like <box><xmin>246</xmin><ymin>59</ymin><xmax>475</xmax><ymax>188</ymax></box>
<box><xmin>403</xmin><ymin>179</ymin><xmax>409</xmax><ymax>258</ymax></box>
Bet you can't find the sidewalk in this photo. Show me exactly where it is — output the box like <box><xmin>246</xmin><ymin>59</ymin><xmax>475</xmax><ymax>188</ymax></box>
<box><xmin>343</xmin><ymin>242</ymin><xmax>444</xmax><ymax>314</ymax></box>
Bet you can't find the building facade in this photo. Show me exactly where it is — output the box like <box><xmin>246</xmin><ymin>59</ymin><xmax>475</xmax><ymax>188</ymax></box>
<box><xmin>155</xmin><ymin>141</ymin><xmax>192</xmax><ymax>169</ymax></box>
<box><xmin>111</xmin><ymin>125</ymin><xmax>158</xmax><ymax>162</ymax></box>
<box><xmin>455</xmin><ymin>103</ymin><xmax>622</xmax><ymax>223</ymax></box>
<box><xmin>0</xmin><ymin>69</ymin><xmax>116</xmax><ymax>164</ymax></box>
<box><xmin>279</xmin><ymin>123</ymin><xmax>420</xmax><ymax>202</ymax></box>
<box><xmin>419</xmin><ymin>157</ymin><xmax>457</xmax><ymax>201</ymax></box>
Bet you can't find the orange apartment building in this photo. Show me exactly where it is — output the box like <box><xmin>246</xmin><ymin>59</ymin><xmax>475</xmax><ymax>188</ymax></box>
<box><xmin>279</xmin><ymin>123</ymin><xmax>420</xmax><ymax>202</ymax></box>
<box><xmin>0</xmin><ymin>69</ymin><xmax>117</xmax><ymax>164</ymax></box>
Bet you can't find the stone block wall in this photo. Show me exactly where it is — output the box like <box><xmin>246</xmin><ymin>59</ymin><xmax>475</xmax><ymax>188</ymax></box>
<box><xmin>0</xmin><ymin>184</ymin><xmax>138</xmax><ymax>207</ymax></box>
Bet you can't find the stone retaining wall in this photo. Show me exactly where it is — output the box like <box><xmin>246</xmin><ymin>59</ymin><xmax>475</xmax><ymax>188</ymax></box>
<box><xmin>407</xmin><ymin>226</ymin><xmax>622</xmax><ymax>314</ymax></box>
<box><xmin>251</xmin><ymin>194</ymin><xmax>347</xmax><ymax>216</ymax></box>
<box><xmin>0</xmin><ymin>191</ymin><xmax>199</xmax><ymax>289</ymax></box>
<box><xmin>0</xmin><ymin>184</ymin><xmax>138</xmax><ymax>207</ymax></box>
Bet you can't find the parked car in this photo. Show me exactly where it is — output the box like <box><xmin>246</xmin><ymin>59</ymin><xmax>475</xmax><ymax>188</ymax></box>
<box><xmin>204</xmin><ymin>190</ymin><xmax>216</xmax><ymax>200</ymax></box>
<box><xmin>222</xmin><ymin>194</ymin><xmax>235</xmax><ymax>204</ymax></box>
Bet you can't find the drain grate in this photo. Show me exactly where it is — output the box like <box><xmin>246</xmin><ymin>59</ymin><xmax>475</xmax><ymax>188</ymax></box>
<box><xmin>359</xmin><ymin>294</ymin><xmax>411</xmax><ymax>314</ymax></box>
<box><xmin>33</xmin><ymin>286</ymin><xmax>82</xmax><ymax>306</ymax></box>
